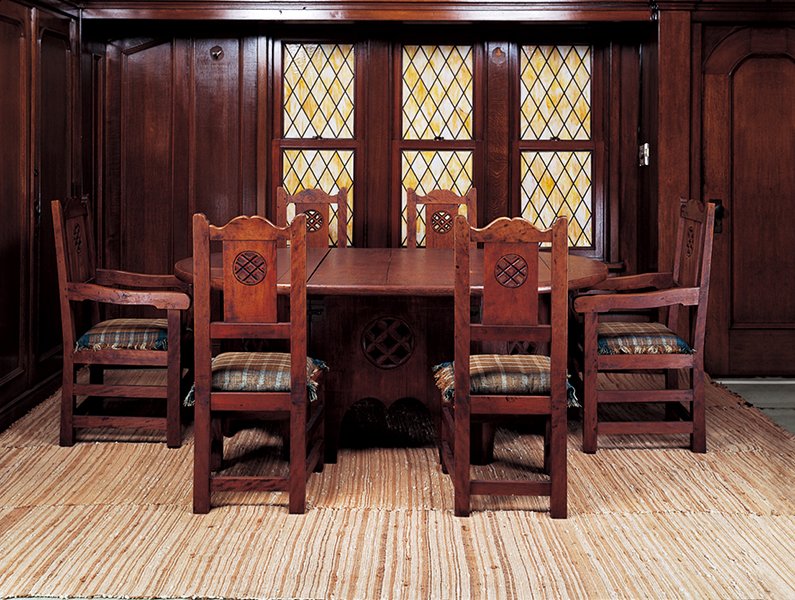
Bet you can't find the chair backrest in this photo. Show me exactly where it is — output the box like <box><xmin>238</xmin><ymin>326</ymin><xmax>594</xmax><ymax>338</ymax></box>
<box><xmin>406</xmin><ymin>187</ymin><xmax>477</xmax><ymax>248</ymax></box>
<box><xmin>669</xmin><ymin>197</ymin><xmax>717</xmax><ymax>352</ymax></box>
<box><xmin>52</xmin><ymin>197</ymin><xmax>96</xmax><ymax>286</ymax></box>
<box><xmin>52</xmin><ymin>197</ymin><xmax>97</xmax><ymax>349</ymax></box>
<box><xmin>454</xmin><ymin>215</ymin><xmax>569</xmax><ymax>398</ymax></box>
<box><xmin>276</xmin><ymin>186</ymin><xmax>348</xmax><ymax>248</ymax></box>
<box><xmin>192</xmin><ymin>213</ymin><xmax>308</xmax><ymax>396</ymax></box>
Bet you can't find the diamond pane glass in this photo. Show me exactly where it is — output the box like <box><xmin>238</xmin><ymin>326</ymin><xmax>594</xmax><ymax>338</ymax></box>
<box><xmin>520</xmin><ymin>45</ymin><xmax>591</xmax><ymax>141</ymax></box>
<box><xmin>283</xmin><ymin>149</ymin><xmax>354</xmax><ymax>246</ymax></box>
<box><xmin>520</xmin><ymin>151</ymin><xmax>592</xmax><ymax>247</ymax></box>
<box><xmin>401</xmin><ymin>150</ymin><xmax>472</xmax><ymax>246</ymax></box>
<box><xmin>402</xmin><ymin>45</ymin><xmax>473</xmax><ymax>141</ymax></box>
<box><xmin>283</xmin><ymin>44</ymin><xmax>355</xmax><ymax>139</ymax></box>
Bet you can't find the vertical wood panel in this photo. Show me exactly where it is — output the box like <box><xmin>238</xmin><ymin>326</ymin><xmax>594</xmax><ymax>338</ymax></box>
<box><xmin>121</xmin><ymin>40</ymin><xmax>174</xmax><ymax>275</ymax></box>
<box><xmin>365</xmin><ymin>39</ymin><xmax>391</xmax><ymax>247</ymax></box>
<box><xmin>33</xmin><ymin>13</ymin><xmax>73</xmax><ymax>372</ymax></box>
<box><xmin>0</xmin><ymin>3</ymin><xmax>29</xmax><ymax>393</ymax></box>
<box><xmin>657</xmin><ymin>10</ymin><xmax>691</xmax><ymax>270</ymax></box>
<box><xmin>485</xmin><ymin>41</ymin><xmax>509</xmax><ymax>224</ymax></box>
<box><xmin>191</xmin><ymin>38</ymin><xmax>242</xmax><ymax>223</ymax></box>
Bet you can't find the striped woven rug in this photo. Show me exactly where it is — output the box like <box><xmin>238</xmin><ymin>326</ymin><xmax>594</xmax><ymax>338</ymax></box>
<box><xmin>0</xmin><ymin>373</ymin><xmax>793</xmax><ymax>599</ymax></box>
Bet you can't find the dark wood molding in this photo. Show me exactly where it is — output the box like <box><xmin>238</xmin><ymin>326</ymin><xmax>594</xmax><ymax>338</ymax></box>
<box><xmin>80</xmin><ymin>1</ymin><xmax>653</xmax><ymax>22</ymax></box>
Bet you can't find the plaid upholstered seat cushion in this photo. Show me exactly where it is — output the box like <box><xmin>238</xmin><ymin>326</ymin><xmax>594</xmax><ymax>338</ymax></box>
<box><xmin>433</xmin><ymin>354</ymin><xmax>578</xmax><ymax>407</ymax></box>
<box><xmin>597</xmin><ymin>322</ymin><xmax>693</xmax><ymax>355</ymax></box>
<box><xmin>75</xmin><ymin>318</ymin><xmax>169</xmax><ymax>351</ymax></box>
<box><xmin>184</xmin><ymin>352</ymin><xmax>327</xmax><ymax>407</ymax></box>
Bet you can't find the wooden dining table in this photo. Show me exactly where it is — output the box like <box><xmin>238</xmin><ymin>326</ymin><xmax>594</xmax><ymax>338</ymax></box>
<box><xmin>175</xmin><ymin>247</ymin><xmax>608</xmax><ymax>460</ymax></box>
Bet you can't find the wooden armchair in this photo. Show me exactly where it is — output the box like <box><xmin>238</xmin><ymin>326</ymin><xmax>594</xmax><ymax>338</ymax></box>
<box><xmin>573</xmin><ymin>198</ymin><xmax>717</xmax><ymax>453</ymax></box>
<box><xmin>276</xmin><ymin>186</ymin><xmax>348</xmax><ymax>248</ymax></box>
<box><xmin>434</xmin><ymin>215</ymin><xmax>569</xmax><ymax>517</ymax></box>
<box><xmin>406</xmin><ymin>187</ymin><xmax>477</xmax><ymax>248</ymax></box>
<box><xmin>192</xmin><ymin>213</ymin><xmax>325</xmax><ymax>514</ymax></box>
<box><xmin>51</xmin><ymin>198</ymin><xmax>191</xmax><ymax>447</ymax></box>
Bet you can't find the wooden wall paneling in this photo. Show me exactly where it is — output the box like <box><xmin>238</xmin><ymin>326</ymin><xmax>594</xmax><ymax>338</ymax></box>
<box><xmin>190</xmin><ymin>37</ymin><xmax>257</xmax><ymax>224</ymax></box>
<box><xmin>591</xmin><ymin>44</ymin><xmax>606</xmax><ymax>262</ymax></box>
<box><xmin>80</xmin><ymin>40</ymin><xmax>106</xmax><ymax>249</ymax></box>
<box><xmin>485</xmin><ymin>41</ymin><xmax>509</xmax><ymax>223</ymax></box>
<box><xmin>119</xmin><ymin>38</ymin><xmax>177</xmax><ymax>277</ymax></box>
<box><xmin>703</xmin><ymin>27</ymin><xmax>795</xmax><ymax>375</ymax></box>
<box><xmin>0</xmin><ymin>0</ymin><xmax>31</xmax><ymax>405</ymax></box>
<box><xmin>638</xmin><ymin>31</ymin><xmax>658</xmax><ymax>273</ymax></box>
<box><xmin>256</xmin><ymin>34</ymin><xmax>271</xmax><ymax>217</ymax></box>
<box><xmin>363</xmin><ymin>39</ymin><xmax>391</xmax><ymax>247</ymax></box>
<box><xmin>656</xmin><ymin>10</ymin><xmax>692</xmax><ymax>271</ymax></box>
<box><xmin>31</xmin><ymin>7</ymin><xmax>75</xmax><ymax>381</ymax></box>
<box><xmin>614</xmin><ymin>42</ymin><xmax>642</xmax><ymax>272</ymax></box>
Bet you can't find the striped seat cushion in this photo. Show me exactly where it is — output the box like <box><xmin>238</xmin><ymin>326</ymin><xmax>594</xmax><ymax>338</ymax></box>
<box><xmin>76</xmin><ymin>318</ymin><xmax>169</xmax><ymax>351</ymax></box>
<box><xmin>597</xmin><ymin>322</ymin><xmax>693</xmax><ymax>355</ymax></box>
<box><xmin>433</xmin><ymin>354</ymin><xmax>578</xmax><ymax>407</ymax></box>
<box><xmin>184</xmin><ymin>352</ymin><xmax>328</xmax><ymax>407</ymax></box>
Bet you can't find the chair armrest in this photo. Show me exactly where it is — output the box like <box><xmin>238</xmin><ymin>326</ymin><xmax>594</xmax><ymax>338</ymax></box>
<box><xmin>588</xmin><ymin>271</ymin><xmax>674</xmax><ymax>292</ymax></box>
<box><xmin>67</xmin><ymin>282</ymin><xmax>191</xmax><ymax>310</ymax></box>
<box><xmin>95</xmin><ymin>268</ymin><xmax>191</xmax><ymax>292</ymax></box>
<box><xmin>574</xmin><ymin>287</ymin><xmax>699</xmax><ymax>314</ymax></box>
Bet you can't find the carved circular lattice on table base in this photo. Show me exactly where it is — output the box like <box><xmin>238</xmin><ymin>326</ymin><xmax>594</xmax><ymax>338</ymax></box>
<box><xmin>304</xmin><ymin>209</ymin><xmax>324</xmax><ymax>233</ymax></box>
<box><xmin>494</xmin><ymin>254</ymin><xmax>528</xmax><ymax>288</ymax></box>
<box><xmin>233</xmin><ymin>251</ymin><xmax>267</xmax><ymax>285</ymax></box>
<box><xmin>430</xmin><ymin>210</ymin><xmax>453</xmax><ymax>235</ymax></box>
<box><xmin>361</xmin><ymin>316</ymin><xmax>415</xmax><ymax>369</ymax></box>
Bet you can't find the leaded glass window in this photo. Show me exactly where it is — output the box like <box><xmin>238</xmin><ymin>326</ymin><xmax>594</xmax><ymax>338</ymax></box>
<box><xmin>282</xmin><ymin>149</ymin><xmax>354</xmax><ymax>246</ymax></box>
<box><xmin>518</xmin><ymin>45</ymin><xmax>593</xmax><ymax>247</ymax></box>
<box><xmin>279</xmin><ymin>43</ymin><xmax>356</xmax><ymax>245</ymax></box>
<box><xmin>401</xmin><ymin>150</ymin><xmax>473</xmax><ymax>246</ymax></box>
<box><xmin>400</xmin><ymin>44</ymin><xmax>474</xmax><ymax>246</ymax></box>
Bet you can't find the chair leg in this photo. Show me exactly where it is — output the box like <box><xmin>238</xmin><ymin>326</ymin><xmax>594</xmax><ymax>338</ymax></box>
<box><xmin>60</xmin><ymin>360</ymin><xmax>75</xmax><ymax>447</ymax></box>
<box><xmin>193</xmin><ymin>400</ymin><xmax>211</xmax><ymax>514</ymax></box>
<box><xmin>543</xmin><ymin>416</ymin><xmax>552</xmax><ymax>474</ymax></box>
<box><xmin>582</xmin><ymin>314</ymin><xmax>598</xmax><ymax>454</ymax></box>
<box><xmin>166</xmin><ymin>325</ymin><xmax>182</xmax><ymax>448</ymax></box>
<box><xmin>289</xmin><ymin>404</ymin><xmax>307</xmax><ymax>514</ymax></box>
<box><xmin>549</xmin><ymin>407</ymin><xmax>568</xmax><ymax>519</ymax></box>
<box><xmin>691</xmin><ymin>368</ymin><xmax>707</xmax><ymax>453</ymax></box>
<box><xmin>453</xmin><ymin>402</ymin><xmax>471</xmax><ymax>517</ymax></box>
<box><xmin>210</xmin><ymin>418</ymin><xmax>224</xmax><ymax>472</ymax></box>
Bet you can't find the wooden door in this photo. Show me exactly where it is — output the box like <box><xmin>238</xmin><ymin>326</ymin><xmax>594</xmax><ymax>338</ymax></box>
<box><xmin>703</xmin><ymin>28</ymin><xmax>795</xmax><ymax>376</ymax></box>
<box><xmin>0</xmin><ymin>1</ymin><xmax>31</xmax><ymax>407</ymax></box>
<box><xmin>31</xmin><ymin>10</ymin><xmax>75</xmax><ymax>380</ymax></box>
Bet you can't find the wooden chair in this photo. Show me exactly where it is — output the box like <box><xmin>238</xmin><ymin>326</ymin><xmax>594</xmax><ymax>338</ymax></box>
<box><xmin>406</xmin><ymin>187</ymin><xmax>477</xmax><ymax>248</ymax></box>
<box><xmin>192</xmin><ymin>212</ymin><xmax>325</xmax><ymax>514</ymax></box>
<box><xmin>51</xmin><ymin>198</ymin><xmax>191</xmax><ymax>448</ymax></box>
<box><xmin>573</xmin><ymin>198</ymin><xmax>717</xmax><ymax>453</ymax></box>
<box><xmin>276</xmin><ymin>186</ymin><xmax>348</xmax><ymax>248</ymax></box>
<box><xmin>434</xmin><ymin>215</ymin><xmax>569</xmax><ymax>518</ymax></box>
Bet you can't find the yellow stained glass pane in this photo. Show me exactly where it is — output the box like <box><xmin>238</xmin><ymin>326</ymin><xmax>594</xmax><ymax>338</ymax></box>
<box><xmin>283</xmin><ymin>44</ymin><xmax>355</xmax><ymax>139</ymax></box>
<box><xmin>402</xmin><ymin>45</ymin><xmax>473</xmax><ymax>141</ymax></box>
<box><xmin>401</xmin><ymin>150</ymin><xmax>472</xmax><ymax>246</ymax></box>
<box><xmin>520</xmin><ymin>45</ymin><xmax>591</xmax><ymax>141</ymax></box>
<box><xmin>520</xmin><ymin>151</ymin><xmax>592</xmax><ymax>247</ymax></box>
<box><xmin>283</xmin><ymin>149</ymin><xmax>354</xmax><ymax>246</ymax></box>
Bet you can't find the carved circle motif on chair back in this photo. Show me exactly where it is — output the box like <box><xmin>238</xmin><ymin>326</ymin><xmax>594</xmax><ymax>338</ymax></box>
<box><xmin>430</xmin><ymin>210</ymin><xmax>454</xmax><ymax>235</ymax></box>
<box><xmin>72</xmin><ymin>223</ymin><xmax>83</xmax><ymax>254</ymax></box>
<box><xmin>361</xmin><ymin>316</ymin><xmax>415</xmax><ymax>369</ymax></box>
<box><xmin>494</xmin><ymin>254</ymin><xmax>529</xmax><ymax>288</ymax></box>
<box><xmin>304</xmin><ymin>209</ymin><xmax>324</xmax><ymax>233</ymax></box>
<box><xmin>233</xmin><ymin>251</ymin><xmax>267</xmax><ymax>286</ymax></box>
